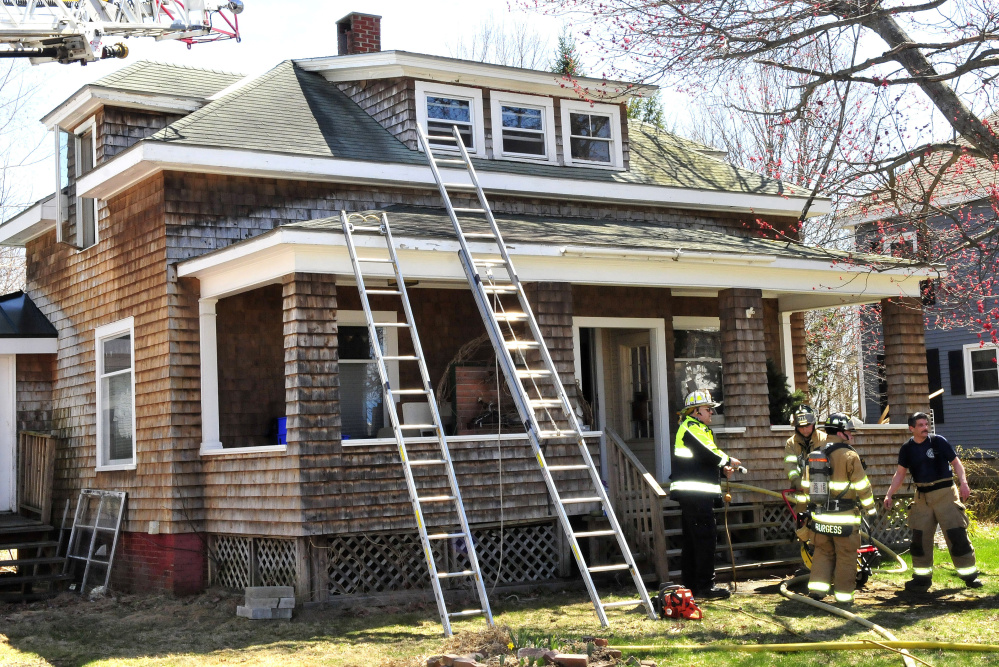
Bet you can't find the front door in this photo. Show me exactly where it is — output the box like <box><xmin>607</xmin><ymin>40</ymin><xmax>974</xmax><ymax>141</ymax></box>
<box><xmin>0</xmin><ymin>355</ymin><xmax>15</xmax><ymax>513</ymax></box>
<box><xmin>609</xmin><ymin>330</ymin><xmax>657</xmax><ymax>473</ymax></box>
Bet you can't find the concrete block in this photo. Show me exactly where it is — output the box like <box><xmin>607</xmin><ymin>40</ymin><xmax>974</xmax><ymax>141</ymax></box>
<box><xmin>247</xmin><ymin>597</ymin><xmax>280</xmax><ymax>608</ymax></box>
<box><xmin>236</xmin><ymin>605</ymin><xmax>274</xmax><ymax>620</ymax></box>
<box><xmin>278</xmin><ymin>597</ymin><xmax>296</xmax><ymax>609</ymax></box>
<box><xmin>271</xmin><ymin>608</ymin><xmax>293</xmax><ymax>619</ymax></box>
<box><xmin>245</xmin><ymin>586</ymin><xmax>294</xmax><ymax>600</ymax></box>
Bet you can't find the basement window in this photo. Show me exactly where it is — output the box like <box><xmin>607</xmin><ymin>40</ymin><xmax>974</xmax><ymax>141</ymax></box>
<box><xmin>489</xmin><ymin>91</ymin><xmax>557</xmax><ymax>163</ymax></box>
<box><xmin>415</xmin><ymin>81</ymin><xmax>486</xmax><ymax>157</ymax></box>
<box><xmin>95</xmin><ymin>318</ymin><xmax>136</xmax><ymax>470</ymax></box>
<box><xmin>560</xmin><ymin>99</ymin><xmax>624</xmax><ymax>169</ymax></box>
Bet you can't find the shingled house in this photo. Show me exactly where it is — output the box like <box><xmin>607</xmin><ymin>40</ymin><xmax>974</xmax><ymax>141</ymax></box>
<box><xmin>0</xmin><ymin>13</ymin><xmax>932</xmax><ymax>599</ymax></box>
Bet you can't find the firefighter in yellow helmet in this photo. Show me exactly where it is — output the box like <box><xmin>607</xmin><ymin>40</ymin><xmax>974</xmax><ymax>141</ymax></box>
<box><xmin>784</xmin><ymin>405</ymin><xmax>826</xmax><ymax>511</ymax></box>
<box><xmin>670</xmin><ymin>389</ymin><xmax>740</xmax><ymax>600</ymax></box>
<box><xmin>804</xmin><ymin>413</ymin><xmax>877</xmax><ymax>606</ymax></box>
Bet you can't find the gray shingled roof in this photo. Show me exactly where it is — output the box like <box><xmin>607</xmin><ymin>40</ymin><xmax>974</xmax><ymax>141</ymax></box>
<box><xmin>91</xmin><ymin>60</ymin><xmax>245</xmax><ymax>100</ymax></box>
<box><xmin>283</xmin><ymin>205</ymin><xmax>878</xmax><ymax>264</ymax></box>
<box><xmin>144</xmin><ymin>60</ymin><xmax>810</xmax><ymax>198</ymax></box>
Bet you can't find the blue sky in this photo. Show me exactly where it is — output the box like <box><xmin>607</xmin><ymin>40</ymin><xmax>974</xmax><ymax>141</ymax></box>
<box><xmin>5</xmin><ymin>0</ymin><xmax>567</xmax><ymax>215</ymax></box>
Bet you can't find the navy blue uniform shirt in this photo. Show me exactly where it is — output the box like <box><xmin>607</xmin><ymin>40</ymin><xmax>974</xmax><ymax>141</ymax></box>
<box><xmin>898</xmin><ymin>434</ymin><xmax>957</xmax><ymax>484</ymax></box>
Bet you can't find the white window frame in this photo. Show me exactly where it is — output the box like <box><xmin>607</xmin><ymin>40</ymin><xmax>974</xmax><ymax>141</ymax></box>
<box><xmin>95</xmin><ymin>317</ymin><xmax>137</xmax><ymax>471</ymax></box>
<box><xmin>560</xmin><ymin>98</ymin><xmax>624</xmax><ymax>169</ymax></box>
<box><xmin>489</xmin><ymin>91</ymin><xmax>557</xmax><ymax>163</ymax></box>
<box><xmin>672</xmin><ymin>316</ymin><xmax>725</xmax><ymax>426</ymax></box>
<box><xmin>882</xmin><ymin>230</ymin><xmax>917</xmax><ymax>255</ymax></box>
<box><xmin>73</xmin><ymin>118</ymin><xmax>99</xmax><ymax>250</ymax></box>
<box><xmin>963</xmin><ymin>343</ymin><xmax>999</xmax><ymax>398</ymax></box>
<box><xmin>337</xmin><ymin>310</ymin><xmax>400</xmax><ymax>440</ymax></box>
<box><xmin>415</xmin><ymin>81</ymin><xmax>486</xmax><ymax>158</ymax></box>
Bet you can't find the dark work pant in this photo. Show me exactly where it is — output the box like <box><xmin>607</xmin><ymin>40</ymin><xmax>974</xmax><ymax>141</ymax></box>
<box><xmin>677</xmin><ymin>494</ymin><xmax>718</xmax><ymax>592</ymax></box>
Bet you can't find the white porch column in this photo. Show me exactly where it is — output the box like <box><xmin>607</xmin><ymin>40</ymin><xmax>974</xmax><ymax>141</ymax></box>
<box><xmin>0</xmin><ymin>355</ymin><xmax>15</xmax><ymax>513</ymax></box>
<box><xmin>780</xmin><ymin>311</ymin><xmax>796</xmax><ymax>392</ymax></box>
<box><xmin>199</xmin><ymin>298</ymin><xmax>222</xmax><ymax>452</ymax></box>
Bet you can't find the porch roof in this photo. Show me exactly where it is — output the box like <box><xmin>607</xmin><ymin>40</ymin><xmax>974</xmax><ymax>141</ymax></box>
<box><xmin>0</xmin><ymin>291</ymin><xmax>57</xmax><ymax>354</ymax></box>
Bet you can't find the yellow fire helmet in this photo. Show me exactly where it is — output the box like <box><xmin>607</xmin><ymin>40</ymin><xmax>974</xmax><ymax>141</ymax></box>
<box><xmin>683</xmin><ymin>389</ymin><xmax>721</xmax><ymax>411</ymax></box>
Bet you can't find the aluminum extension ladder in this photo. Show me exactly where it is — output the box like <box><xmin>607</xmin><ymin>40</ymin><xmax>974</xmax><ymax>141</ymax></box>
<box><xmin>415</xmin><ymin>126</ymin><xmax>658</xmax><ymax>625</ymax></box>
<box><xmin>339</xmin><ymin>210</ymin><xmax>494</xmax><ymax>637</ymax></box>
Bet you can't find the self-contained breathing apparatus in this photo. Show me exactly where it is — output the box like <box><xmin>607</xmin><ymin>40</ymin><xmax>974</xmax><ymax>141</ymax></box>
<box><xmin>804</xmin><ymin>443</ymin><xmax>858</xmax><ymax>536</ymax></box>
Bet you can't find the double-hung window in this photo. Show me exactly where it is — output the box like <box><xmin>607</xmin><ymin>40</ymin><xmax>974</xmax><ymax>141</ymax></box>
<box><xmin>415</xmin><ymin>81</ymin><xmax>486</xmax><ymax>157</ymax></box>
<box><xmin>338</xmin><ymin>311</ymin><xmax>400</xmax><ymax>440</ymax></box>
<box><xmin>95</xmin><ymin>318</ymin><xmax>136</xmax><ymax>470</ymax></box>
<box><xmin>964</xmin><ymin>344</ymin><xmax>999</xmax><ymax>397</ymax></box>
<box><xmin>673</xmin><ymin>317</ymin><xmax>724</xmax><ymax>423</ymax></box>
<box><xmin>560</xmin><ymin>99</ymin><xmax>624</xmax><ymax>168</ymax></box>
<box><xmin>490</xmin><ymin>92</ymin><xmax>557</xmax><ymax>162</ymax></box>
<box><xmin>74</xmin><ymin>120</ymin><xmax>98</xmax><ymax>249</ymax></box>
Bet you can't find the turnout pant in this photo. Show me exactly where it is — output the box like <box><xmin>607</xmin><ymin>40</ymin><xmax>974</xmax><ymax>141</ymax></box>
<box><xmin>808</xmin><ymin>525</ymin><xmax>861</xmax><ymax>602</ymax></box>
<box><xmin>908</xmin><ymin>485</ymin><xmax>977</xmax><ymax>581</ymax></box>
<box><xmin>677</xmin><ymin>494</ymin><xmax>718</xmax><ymax>592</ymax></box>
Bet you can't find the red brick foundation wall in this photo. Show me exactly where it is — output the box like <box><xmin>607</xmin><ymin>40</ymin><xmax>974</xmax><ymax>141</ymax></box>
<box><xmin>111</xmin><ymin>532</ymin><xmax>206</xmax><ymax>595</ymax></box>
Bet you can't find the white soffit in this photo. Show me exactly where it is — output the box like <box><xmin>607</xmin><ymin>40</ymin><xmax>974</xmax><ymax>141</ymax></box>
<box><xmin>77</xmin><ymin>142</ymin><xmax>830</xmax><ymax>218</ymax></box>
<box><xmin>178</xmin><ymin>227</ymin><xmax>929</xmax><ymax>305</ymax></box>
<box><xmin>0</xmin><ymin>338</ymin><xmax>57</xmax><ymax>354</ymax></box>
<box><xmin>0</xmin><ymin>195</ymin><xmax>60</xmax><ymax>247</ymax></box>
<box><xmin>294</xmin><ymin>50</ymin><xmax>658</xmax><ymax>100</ymax></box>
<box><xmin>42</xmin><ymin>86</ymin><xmax>206</xmax><ymax>131</ymax></box>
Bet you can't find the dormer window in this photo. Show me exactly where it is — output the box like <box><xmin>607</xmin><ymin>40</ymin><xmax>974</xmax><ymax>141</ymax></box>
<box><xmin>74</xmin><ymin>119</ymin><xmax>98</xmax><ymax>250</ymax></box>
<box><xmin>560</xmin><ymin>99</ymin><xmax>624</xmax><ymax>169</ymax></box>
<box><xmin>415</xmin><ymin>81</ymin><xmax>485</xmax><ymax>157</ymax></box>
<box><xmin>490</xmin><ymin>91</ymin><xmax>556</xmax><ymax>163</ymax></box>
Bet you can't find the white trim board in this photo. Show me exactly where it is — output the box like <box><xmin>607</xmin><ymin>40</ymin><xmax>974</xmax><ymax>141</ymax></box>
<box><xmin>0</xmin><ymin>355</ymin><xmax>14</xmax><ymax>513</ymax></box>
<box><xmin>0</xmin><ymin>339</ymin><xmax>58</xmax><ymax>354</ymax></box>
<box><xmin>73</xmin><ymin>141</ymin><xmax>829</xmax><ymax>219</ymax></box>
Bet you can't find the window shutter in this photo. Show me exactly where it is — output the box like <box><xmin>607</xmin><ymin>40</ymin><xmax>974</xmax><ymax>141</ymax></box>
<box><xmin>926</xmin><ymin>349</ymin><xmax>944</xmax><ymax>423</ymax></box>
<box><xmin>948</xmin><ymin>350</ymin><xmax>966</xmax><ymax>395</ymax></box>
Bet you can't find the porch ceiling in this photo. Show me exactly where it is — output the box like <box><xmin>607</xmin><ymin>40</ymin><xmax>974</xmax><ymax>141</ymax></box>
<box><xmin>178</xmin><ymin>206</ymin><xmax>933</xmax><ymax>309</ymax></box>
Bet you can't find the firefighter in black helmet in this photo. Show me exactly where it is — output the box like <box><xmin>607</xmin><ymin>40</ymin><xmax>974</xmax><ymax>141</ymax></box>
<box><xmin>784</xmin><ymin>405</ymin><xmax>826</xmax><ymax>511</ymax></box>
<box><xmin>804</xmin><ymin>413</ymin><xmax>876</xmax><ymax>606</ymax></box>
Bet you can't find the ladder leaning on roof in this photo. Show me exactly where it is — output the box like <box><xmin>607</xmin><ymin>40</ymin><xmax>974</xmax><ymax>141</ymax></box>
<box><xmin>415</xmin><ymin>125</ymin><xmax>658</xmax><ymax>626</ymax></box>
<box><xmin>339</xmin><ymin>210</ymin><xmax>494</xmax><ymax>637</ymax></box>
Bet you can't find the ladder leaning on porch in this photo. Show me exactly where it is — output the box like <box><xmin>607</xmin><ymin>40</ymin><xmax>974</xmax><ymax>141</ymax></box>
<box><xmin>415</xmin><ymin>125</ymin><xmax>658</xmax><ymax>625</ymax></box>
<box><xmin>339</xmin><ymin>210</ymin><xmax>494</xmax><ymax>637</ymax></box>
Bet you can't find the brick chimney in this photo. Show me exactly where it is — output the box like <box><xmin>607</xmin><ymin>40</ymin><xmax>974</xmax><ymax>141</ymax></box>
<box><xmin>336</xmin><ymin>12</ymin><xmax>381</xmax><ymax>56</ymax></box>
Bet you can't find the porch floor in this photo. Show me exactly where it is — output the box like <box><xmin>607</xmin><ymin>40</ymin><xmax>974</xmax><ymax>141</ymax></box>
<box><xmin>0</xmin><ymin>512</ymin><xmax>47</xmax><ymax>534</ymax></box>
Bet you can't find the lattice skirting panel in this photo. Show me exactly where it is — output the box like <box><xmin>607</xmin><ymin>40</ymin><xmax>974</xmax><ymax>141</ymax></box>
<box><xmin>209</xmin><ymin>535</ymin><xmax>298</xmax><ymax>590</ymax></box>
<box><xmin>761</xmin><ymin>500</ymin><xmax>913</xmax><ymax>547</ymax></box>
<box><xmin>326</xmin><ymin>521</ymin><xmax>561</xmax><ymax>596</ymax></box>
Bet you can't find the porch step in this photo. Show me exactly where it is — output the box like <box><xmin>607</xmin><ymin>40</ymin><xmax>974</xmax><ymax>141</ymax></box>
<box><xmin>664</xmin><ymin>537</ymin><xmax>795</xmax><ymax>558</ymax></box>
<box><xmin>0</xmin><ymin>555</ymin><xmax>65</xmax><ymax>568</ymax></box>
<box><xmin>669</xmin><ymin>556</ymin><xmax>802</xmax><ymax>579</ymax></box>
<box><xmin>0</xmin><ymin>540</ymin><xmax>60</xmax><ymax>551</ymax></box>
<box><xmin>661</xmin><ymin>521</ymin><xmax>780</xmax><ymax>538</ymax></box>
<box><xmin>661</xmin><ymin>503</ymin><xmax>763</xmax><ymax>518</ymax></box>
<box><xmin>0</xmin><ymin>571</ymin><xmax>73</xmax><ymax>587</ymax></box>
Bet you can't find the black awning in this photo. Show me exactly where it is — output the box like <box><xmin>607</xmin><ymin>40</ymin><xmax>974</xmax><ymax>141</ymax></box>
<box><xmin>0</xmin><ymin>291</ymin><xmax>57</xmax><ymax>338</ymax></box>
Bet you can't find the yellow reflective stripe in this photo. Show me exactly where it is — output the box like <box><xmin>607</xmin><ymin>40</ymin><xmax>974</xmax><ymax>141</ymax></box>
<box><xmin>808</xmin><ymin>582</ymin><xmax>831</xmax><ymax>592</ymax></box>
<box><xmin>670</xmin><ymin>480</ymin><xmax>722</xmax><ymax>494</ymax></box>
<box><xmin>784</xmin><ymin>455</ymin><xmax>799</xmax><ymax>462</ymax></box>
<box><xmin>834</xmin><ymin>592</ymin><xmax>854</xmax><ymax>602</ymax></box>
<box><xmin>788</xmin><ymin>470</ymin><xmax>801</xmax><ymax>479</ymax></box>
<box><xmin>801</xmin><ymin>480</ymin><xmax>810</xmax><ymax>488</ymax></box>
<box><xmin>829</xmin><ymin>481</ymin><xmax>850</xmax><ymax>491</ymax></box>
<box><xmin>867</xmin><ymin>508</ymin><xmax>877</xmax><ymax>516</ymax></box>
<box><xmin>852</xmin><ymin>478</ymin><xmax>871</xmax><ymax>490</ymax></box>
<box><xmin>913</xmin><ymin>567</ymin><xmax>933</xmax><ymax>576</ymax></box>
<box><xmin>813</xmin><ymin>513</ymin><xmax>862</xmax><ymax>525</ymax></box>
<box><xmin>794</xmin><ymin>495</ymin><xmax>808</xmax><ymax>503</ymax></box>
<box><xmin>957</xmin><ymin>566</ymin><xmax>978</xmax><ymax>576</ymax></box>
<box><xmin>674</xmin><ymin>447</ymin><xmax>694</xmax><ymax>458</ymax></box>
<box><xmin>860</xmin><ymin>496</ymin><xmax>875</xmax><ymax>506</ymax></box>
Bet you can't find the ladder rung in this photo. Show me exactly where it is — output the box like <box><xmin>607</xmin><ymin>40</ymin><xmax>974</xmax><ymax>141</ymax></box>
<box><xmin>348</xmin><ymin>225</ymin><xmax>382</xmax><ymax>233</ymax></box>
<box><xmin>516</xmin><ymin>370</ymin><xmax>551</xmax><ymax>378</ymax></box>
<box><xmin>418</xmin><ymin>495</ymin><xmax>457</xmax><ymax>503</ymax></box>
<box><xmin>365</xmin><ymin>289</ymin><xmax>401</xmax><ymax>296</ymax></box>
<box><xmin>560</xmin><ymin>496</ymin><xmax>602</xmax><ymax>504</ymax></box>
<box><xmin>438</xmin><ymin>570</ymin><xmax>475</xmax><ymax>579</ymax></box>
<box><xmin>401</xmin><ymin>423</ymin><xmax>436</xmax><ymax>430</ymax></box>
<box><xmin>576</xmin><ymin>530</ymin><xmax>618</xmax><ymax>538</ymax></box>
<box><xmin>427</xmin><ymin>134</ymin><xmax>460</xmax><ymax>142</ymax></box>
<box><xmin>548</xmin><ymin>464</ymin><xmax>591</xmax><ymax>471</ymax></box>
<box><xmin>588</xmin><ymin>563</ymin><xmax>631</xmax><ymax>573</ymax></box>
<box><xmin>373</xmin><ymin>322</ymin><xmax>411</xmax><ymax>327</ymax></box>
<box><xmin>390</xmin><ymin>389</ymin><xmax>429</xmax><ymax>395</ymax></box>
<box><xmin>494</xmin><ymin>312</ymin><xmax>527</xmax><ymax>321</ymax></box>
<box><xmin>409</xmin><ymin>459</ymin><xmax>447</xmax><ymax>466</ymax></box>
<box><xmin>474</xmin><ymin>259</ymin><xmax>507</xmax><ymax>267</ymax></box>
<box><xmin>381</xmin><ymin>355</ymin><xmax>419</xmax><ymax>360</ymax></box>
<box><xmin>464</xmin><ymin>233</ymin><xmax>499</xmax><ymax>240</ymax></box>
<box><xmin>505</xmin><ymin>340</ymin><xmax>540</xmax><ymax>349</ymax></box>
<box><xmin>447</xmin><ymin>608</ymin><xmax>486</xmax><ymax>617</ymax></box>
<box><xmin>434</xmin><ymin>158</ymin><xmax>466</xmax><ymax>165</ymax></box>
<box><xmin>485</xmin><ymin>286</ymin><xmax>518</xmax><ymax>294</ymax></box>
<box><xmin>529</xmin><ymin>399</ymin><xmax>562</xmax><ymax>407</ymax></box>
<box><xmin>453</xmin><ymin>207</ymin><xmax>485</xmax><ymax>214</ymax></box>
<box><xmin>538</xmin><ymin>430</ymin><xmax>579</xmax><ymax>438</ymax></box>
<box><xmin>442</xmin><ymin>182</ymin><xmax>477</xmax><ymax>190</ymax></box>
<box><xmin>428</xmin><ymin>532</ymin><xmax>467</xmax><ymax>541</ymax></box>
<box><xmin>602</xmin><ymin>599</ymin><xmax>643</xmax><ymax>610</ymax></box>
<box><xmin>355</xmin><ymin>256</ymin><xmax>393</xmax><ymax>263</ymax></box>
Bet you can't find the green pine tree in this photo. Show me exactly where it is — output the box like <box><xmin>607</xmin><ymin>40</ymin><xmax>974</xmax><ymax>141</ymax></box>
<box><xmin>627</xmin><ymin>92</ymin><xmax>665</xmax><ymax>129</ymax></box>
<box><xmin>550</xmin><ymin>29</ymin><xmax>585</xmax><ymax>77</ymax></box>
<box><xmin>767</xmin><ymin>358</ymin><xmax>806</xmax><ymax>424</ymax></box>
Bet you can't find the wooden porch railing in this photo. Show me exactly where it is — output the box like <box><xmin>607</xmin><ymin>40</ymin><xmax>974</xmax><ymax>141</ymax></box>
<box><xmin>605</xmin><ymin>428</ymin><xmax>669</xmax><ymax>582</ymax></box>
<box><xmin>17</xmin><ymin>431</ymin><xmax>55</xmax><ymax>524</ymax></box>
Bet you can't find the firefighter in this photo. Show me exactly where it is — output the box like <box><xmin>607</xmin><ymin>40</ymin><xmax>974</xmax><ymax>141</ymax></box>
<box><xmin>784</xmin><ymin>405</ymin><xmax>826</xmax><ymax>510</ymax></box>
<box><xmin>804</xmin><ymin>413</ymin><xmax>877</xmax><ymax>606</ymax></box>
<box><xmin>883</xmin><ymin>412</ymin><xmax>983</xmax><ymax>591</ymax></box>
<box><xmin>670</xmin><ymin>389</ymin><xmax>741</xmax><ymax>600</ymax></box>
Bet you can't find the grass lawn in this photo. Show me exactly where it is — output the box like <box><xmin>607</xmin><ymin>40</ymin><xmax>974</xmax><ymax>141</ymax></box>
<box><xmin>3</xmin><ymin>525</ymin><xmax>999</xmax><ymax>667</ymax></box>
